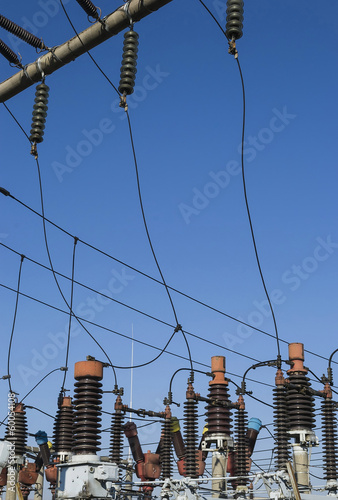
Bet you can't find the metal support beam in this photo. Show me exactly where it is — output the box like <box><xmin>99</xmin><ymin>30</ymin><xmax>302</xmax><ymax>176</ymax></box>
<box><xmin>0</xmin><ymin>0</ymin><xmax>173</xmax><ymax>103</ymax></box>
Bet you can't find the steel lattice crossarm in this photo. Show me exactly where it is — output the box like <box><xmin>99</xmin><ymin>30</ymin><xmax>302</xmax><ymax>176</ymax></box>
<box><xmin>0</xmin><ymin>0</ymin><xmax>173</xmax><ymax>103</ymax></box>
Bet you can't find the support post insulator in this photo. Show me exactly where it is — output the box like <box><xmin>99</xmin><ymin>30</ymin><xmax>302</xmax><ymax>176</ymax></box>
<box><xmin>183</xmin><ymin>383</ymin><xmax>199</xmax><ymax>478</ymax></box>
<box><xmin>233</xmin><ymin>399</ymin><xmax>248</xmax><ymax>486</ymax></box>
<box><xmin>53</xmin><ymin>396</ymin><xmax>74</xmax><ymax>457</ymax></box>
<box><xmin>72</xmin><ymin>360</ymin><xmax>103</xmax><ymax>455</ymax></box>
<box><xmin>160</xmin><ymin>408</ymin><xmax>173</xmax><ymax>479</ymax></box>
<box><xmin>118</xmin><ymin>29</ymin><xmax>139</xmax><ymax>96</ymax></box>
<box><xmin>29</xmin><ymin>83</ymin><xmax>49</xmax><ymax>145</ymax></box>
<box><xmin>225</xmin><ymin>0</ymin><xmax>244</xmax><ymax>41</ymax></box>
<box><xmin>286</xmin><ymin>344</ymin><xmax>315</xmax><ymax>431</ymax></box>
<box><xmin>0</xmin><ymin>15</ymin><xmax>46</xmax><ymax>50</ymax></box>
<box><xmin>0</xmin><ymin>38</ymin><xmax>22</xmax><ymax>67</ymax></box>
<box><xmin>273</xmin><ymin>385</ymin><xmax>291</xmax><ymax>469</ymax></box>
<box><xmin>321</xmin><ymin>397</ymin><xmax>338</xmax><ymax>480</ymax></box>
<box><xmin>110</xmin><ymin>397</ymin><xmax>124</xmax><ymax>466</ymax></box>
<box><xmin>75</xmin><ymin>0</ymin><xmax>99</xmax><ymax>20</ymax></box>
<box><xmin>206</xmin><ymin>356</ymin><xmax>232</xmax><ymax>436</ymax></box>
<box><xmin>5</xmin><ymin>403</ymin><xmax>27</xmax><ymax>456</ymax></box>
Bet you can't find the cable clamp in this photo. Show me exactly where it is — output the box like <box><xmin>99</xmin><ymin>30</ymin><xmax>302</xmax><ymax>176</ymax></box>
<box><xmin>174</xmin><ymin>324</ymin><xmax>182</xmax><ymax>333</ymax></box>
<box><xmin>123</xmin><ymin>1</ymin><xmax>133</xmax><ymax>27</ymax></box>
<box><xmin>228</xmin><ymin>39</ymin><xmax>238</xmax><ymax>58</ymax></box>
<box><xmin>119</xmin><ymin>93</ymin><xmax>128</xmax><ymax>111</ymax></box>
<box><xmin>36</xmin><ymin>57</ymin><xmax>45</xmax><ymax>82</ymax></box>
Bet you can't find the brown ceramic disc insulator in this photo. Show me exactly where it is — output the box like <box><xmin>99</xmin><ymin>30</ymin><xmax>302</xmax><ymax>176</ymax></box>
<box><xmin>72</xmin><ymin>377</ymin><xmax>103</xmax><ymax>454</ymax></box>
<box><xmin>206</xmin><ymin>384</ymin><xmax>232</xmax><ymax>435</ymax></box>
<box><xmin>286</xmin><ymin>372</ymin><xmax>315</xmax><ymax>431</ymax></box>
<box><xmin>273</xmin><ymin>385</ymin><xmax>291</xmax><ymax>470</ymax></box>
<box><xmin>321</xmin><ymin>398</ymin><xmax>338</xmax><ymax>480</ymax></box>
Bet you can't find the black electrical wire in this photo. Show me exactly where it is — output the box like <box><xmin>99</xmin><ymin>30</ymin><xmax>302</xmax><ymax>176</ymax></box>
<box><xmin>125</xmin><ymin>109</ymin><xmax>194</xmax><ymax>378</ymax></box>
<box><xmin>19</xmin><ymin>367</ymin><xmax>63</xmax><ymax>404</ymax></box>
<box><xmin>7</xmin><ymin>254</ymin><xmax>24</xmax><ymax>393</ymax></box>
<box><xmin>196</xmin><ymin>0</ymin><xmax>282</xmax><ymax>360</ymax></box>
<box><xmin>196</xmin><ymin>0</ymin><xmax>227</xmax><ymax>37</ymax></box>
<box><xmin>1</xmin><ymin>183</ymin><xmax>337</xmax><ymax>369</ymax></box>
<box><xmin>0</xmin><ymin>282</ymin><xmax>279</xmax><ymax>390</ymax></box>
<box><xmin>34</xmin><ymin>155</ymin><xmax>118</xmax><ymax>387</ymax></box>
<box><xmin>236</xmin><ymin>56</ymin><xmax>281</xmax><ymax>360</ymax></box>
<box><xmin>25</xmin><ymin>406</ymin><xmax>55</xmax><ymax>419</ymax></box>
<box><xmin>2</xmin><ymin>103</ymin><xmax>31</xmax><ymax>142</ymax></box>
<box><xmin>169</xmin><ymin>367</ymin><xmax>211</xmax><ymax>396</ymax></box>
<box><xmin>59</xmin><ymin>0</ymin><xmax>120</xmax><ymax>95</ymax></box>
<box><xmin>61</xmin><ymin>237</ymin><xmax>77</xmax><ymax>392</ymax></box>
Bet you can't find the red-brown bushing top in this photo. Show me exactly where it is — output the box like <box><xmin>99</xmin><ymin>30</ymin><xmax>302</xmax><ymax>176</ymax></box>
<box><xmin>287</xmin><ymin>342</ymin><xmax>307</xmax><ymax>374</ymax></box>
<box><xmin>61</xmin><ymin>396</ymin><xmax>72</xmax><ymax>408</ymax></box>
<box><xmin>209</xmin><ymin>356</ymin><xmax>228</xmax><ymax>385</ymax></box>
<box><xmin>74</xmin><ymin>360</ymin><xmax>103</xmax><ymax>380</ymax></box>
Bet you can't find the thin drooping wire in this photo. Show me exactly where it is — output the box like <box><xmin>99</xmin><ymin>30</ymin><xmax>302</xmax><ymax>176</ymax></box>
<box><xmin>34</xmin><ymin>155</ymin><xmax>117</xmax><ymax>386</ymax></box>
<box><xmin>196</xmin><ymin>0</ymin><xmax>281</xmax><ymax>359</ymax></box>
<box><xmin>0</xmin><ymin>281</ymin><xmax>265</xmax><ymax>370</ymax></box>
<box><xmin>0</xmin><ymin>283</ymin><xmax>278</xmax><ymax>389</ymax></box>
<box><xmin>236</xmin><ymin>56</ymin><xmax>281</xmax><ymax>359</ymax></box>
<box><xmin>125</xmin><ymin>109</ymin><xmax>194</xmax><ymax>375</ymax></box>
<box><xmin>61</xmin><ymin>237</ymin><xmax>77</xmax><ymax>391</ymax></box>
<box><xmin>59</xmin><ymin>0</ymin><xmax>120</xmax><ymax>96</ymax></box>
<box><xmin>0</xmin><ymin>104</ymin><xmax>334</xmax><ymax>367</ymax></box>
<box><xmin>196</xmin><ymin>0</ymin><xmax>227</xmax><ymax>37</ymax></box>
<box><xmin>7</xmin><ymin>254</ymin><xmax>24</xmax><ymax>393</ymax></box>
<box><xmin>0</xmin><ymin>367</ymin><xmax>63</xmax><ymax>428</ymax></box>
<box><xmin>2</xmin><ymin>103</ymin><xmax>31</xmax><ymax>142</ymax></box>
<box><xmin>1</xmin><ymin>193</ymin><xmax>336</xmax><ymax>370</ymax></box>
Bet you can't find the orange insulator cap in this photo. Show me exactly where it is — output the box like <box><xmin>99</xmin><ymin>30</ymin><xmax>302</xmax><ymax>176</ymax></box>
<box><xmin>61</xmin><ymin>396</ymin><xmax>72</xmax><ymax>408</ymax></box>
<box><xmin>74</xmin><ymin>360</ymin><xmax>103</xmax><ymax>380</ymax></box>
<box><xmin>209</xmin><ymin>356</ymin><xmax>228</xmax><ymax>385</ymax></box>
<box><xmin>287</xmin><ymin>342</ymin><xmax>307</xmax><ymax>374</ymax></box>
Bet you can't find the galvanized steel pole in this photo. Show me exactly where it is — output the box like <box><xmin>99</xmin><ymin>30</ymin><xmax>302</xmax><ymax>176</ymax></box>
<box><xmin>0</xmin><ymin>0</ymin><xmax>173</xmax><ymax>103</ymax></box>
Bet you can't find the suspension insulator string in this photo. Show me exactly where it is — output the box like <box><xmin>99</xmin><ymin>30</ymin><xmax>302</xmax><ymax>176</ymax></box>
<box><xmin>75</xmin><ymin>0</ymin><xmax>101</xmax><ymax>21</ymax></box>
<box><xmin>0</xmin><ymin>14</ymin><xmax>47</xmax><ymax>50</ymax></box>
<box><xmin>225</xmin><ymin>0</ymin><xmax>244</xmax><ymax>58</ymax></box>
<box><xmin>119</xmin><ymin>28</ymin><xmax>139</xmax><ymax>111</ymax></box>
<box><xmin>0</xmin><ymin>38</ymin><xmax>22</xmax><ymax>68</ymax></box>
<box><xmin>29</xmin><ymin>81</ymin><xmax>50</xmax><ymax>159</ymax></box>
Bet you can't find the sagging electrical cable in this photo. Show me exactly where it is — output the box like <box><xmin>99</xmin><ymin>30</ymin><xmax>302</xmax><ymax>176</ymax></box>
<box><xmin>0</xmin><ymin>106</ymin><xmax>335</xmax><ymax>367</ymax></box>
<box><xmin>197</xmin><ymin>0</ymin><xmax>282</xmax><ymax>361</ymax></box>
<box><xmin>59</xmin><ymin>0</ymin><xmax>120</xmax><ymax>95</ymax></box>
<box><xmin>61</xmin><ymin>237</ymin><xmax>78</xmax><ymax>392</ymax></box>
<box><xmin>6</xmin><ymin>254</ymin><xmax>24</xmax><ymax>394</ymax></box>
<box><xmin>0</xmin><ymin>185</ymin><xmax>336</xmax><ymax>370</ymax></box>
<box><xmin>0</xmin><ymin>282</ymin><xmax>280</xmax><ymax>390</ymax></box>
<box><xmin>126</xmin><ymin>109</ymin><xmax>194</xmax><ymax>379</ymax></box>
<box><xmin>0</xmin><ymin>367</ymin><xmax>64</xmax><ymax>428</ymax></box>
<box><xmin>34</xmin><ymin>156</ymin><xmax>118</xmax><ymax>388</ymax></box>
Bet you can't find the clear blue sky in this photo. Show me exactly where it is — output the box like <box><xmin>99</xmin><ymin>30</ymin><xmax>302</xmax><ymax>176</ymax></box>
<box><xmin>0</xmin><ymin>0</ymin><xmax>337</xmax><ymax>486</ymax></box>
